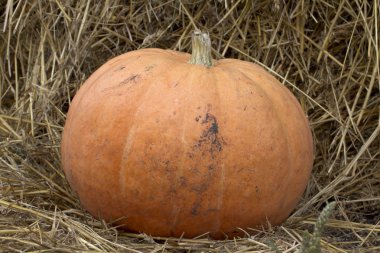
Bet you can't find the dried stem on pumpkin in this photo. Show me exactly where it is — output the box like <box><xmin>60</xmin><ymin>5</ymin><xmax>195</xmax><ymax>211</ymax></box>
<box><xmin>189</xmin><ymin>30</ymin><xmax>213</xmax><ymax>67</ymax></box>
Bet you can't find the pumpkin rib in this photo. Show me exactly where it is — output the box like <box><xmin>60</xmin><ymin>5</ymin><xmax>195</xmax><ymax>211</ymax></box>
<box><xmin>205</xmin><ymin>65</ymin><xmax>252</xmax><ymax>231</ymax></box>
<box><xmin>232</xmin><ymin>66</ymin><xmax>295</xmax><ymax>219</ymax></box>
<box><xmin>210</xmin><ymin>65</ymin><xmax>263</xmax><ymax>231</ymax></box>
<box><xmin>119</xmin><ymin>125</ymin><xmax>136</xmax><ymax>195</ymax></box>
<box><xmin>118</xmin><ymin>55</ymin><xmax>187</xmax><ymax>196</ymax></box>
<box><xmin>97</xmin><ymin>52</ymin><xmax>163</xmax><ymax>196</ymax></box>
<box><xmin>176</xmin><ymin>66</ymin><xmax>222</xmax><ymax>237</ymax></box>
<box><xmin>233</xmin><ymin>64</ymin><xmax>313</xmax><ymax>220</ymax></box>
<box><xmin>212</xmin><ymin>65</ymin><xmax>249</xmax><ymax>233</ymax></box>
<box><xmin>252</xmin><ymin>79</ymin><xmax>295</xmax><ymax>219</ymax></box>
<box><xmin>210</xmin><ymin>66</ymin><xmax>226</xmax><ymax>234</ymax></box>
<box><xmin>117</xmin><ymin>56</ymin><xmax>200</xmax><ymax>236</ymax></box>
<box><xmin>168</xmin><ymin>65</ymin><xmax>192</xmax><ymax>236</ymax></box>
<box><xmin>117</xmin><ymin>70</ymin><xmax>154</xmax><ymax>195</ymax></box>
<box><xmin>168</xmin><ymin>64</ymin><xmax>195</xmax><ymax>235</ymax></box>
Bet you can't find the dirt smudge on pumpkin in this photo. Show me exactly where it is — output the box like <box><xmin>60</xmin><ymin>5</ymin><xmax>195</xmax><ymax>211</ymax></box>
<box><xmin>144</xmin><ymin>64</ymin><xmax>156</xmax><ymax>72</ymax></box>
<box><xmin>114</xmin><ymin>66</ymin><xmax>126</xmax><ymax>72</ymax></box>
<box><xmin>179</xmin><ymin>176</ymin><xmax>187</xmax><ymax>187</ymax></box>
<box><xmin>191</xmin><ymin>201</ymin><xmax>201</xmax><ymax>215</ymax></box>
<box><xmin>255</xmin><ymin>186</ymin><xmax>260</xmax><ymax>194</ymax></box>
<box><xmin>188</xmin><ymin>164</ymin><xmax>219</xmax><ymax>216</ymax></box>
<box><xmin>162</xmin><ymin>160</ymin><xmax>178</xmax><ymax>196</ymax></box>
<box><xmin>120</xmin><ymin>74</ymin><xmax>141</xmax><ymax>85</ymax></box>
<box><xmin>194</xmin><ymin>112</ymin><xmax>225</xmax><ymax>159</ymax></box>
<box><xmin>189</xmin><ymin>105</ymin><xmax>225</xmax><ymax>159</ymax></box>
<box><xmin>102</xmin><ymin>74</ymin><xmax>141</xmax><ymax>92</ymax></box>
<box><xmin>187</xmin><ymin>106</ymin><xmax>226</xmax><ymax>217</ymax></box>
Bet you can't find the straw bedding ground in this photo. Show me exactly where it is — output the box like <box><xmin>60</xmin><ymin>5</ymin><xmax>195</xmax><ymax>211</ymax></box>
<box><xmin>0</xmin><ymin>0</ymin><xmax>379</xmax><ymax>252</ymax></box>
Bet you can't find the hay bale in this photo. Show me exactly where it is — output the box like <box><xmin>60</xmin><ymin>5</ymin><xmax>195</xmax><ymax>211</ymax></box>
<box><xmin>0</xmin><ymin>0</ymin><xmax>379</xmax><ymax>251</ymax></box>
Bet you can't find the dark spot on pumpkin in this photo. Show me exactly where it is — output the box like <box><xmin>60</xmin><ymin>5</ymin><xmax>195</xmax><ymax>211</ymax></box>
<box><xmin>191</xmin><ymin>183</ymin><xmax>208</xmax><ymax>193</ymax></box>
<box><xmin>194</xmin><ymin>113</ymin><xmax>225</xmax><ymax>159</ymax></box>
<box><xmin>179</xmin><ymin>177</ymin><xmax>187</xmax><ymax>187</ymax></box>
<box><xmin>120</xmin><ymin>74</ymin><xmax>141</xmax><ymax>85</ymax></box>
<box><xmin>144</xmin><ymin>64</ymin><xmax>156</xmax><ymax>72</ymax></box>
<box><xmin>173</xmin><ymin>82</ymin><xmax>179</xmax><ymax>87</ymax></box>
<box><xmin>173</xmin><ymin>111</ymin><xmax>176</xmax><ymax>115</ymax></box>
<box><xmin>255</xmin><ymin>186</ymin><xmax>260</xmax><ymax>194</ymax></box>
<box><xmin>195</xmin><ymin>115</ymin><xmax>201</xmax><ymax>122</ymax></box>
<box><xmin>102</xmin><ymin>74</ymin><xmax>141</xmax><ymax>93</ymax></box>
<box><xmin>244</xmin><ymin>105</ymin><xmax>247</xmax><ymax>111</ymax></box>
<box><xmin>114</xmin><ymin>66</ymin><xmax>126</xmax><ymax>72</ymax></box>
<box><xmin>191</xmin><ymin>202</ymin><xmax>201</xmax><ymax>215</ymax></box>
<box><xmin>190</xmin><ymin>167</ymin><xmax>200</xmax><ymax>175</ymax></box>
<box><xmin>209</xmin><ymin>120</ymin><xmax>218</xmax><ymax>134</ymax></box>
<box><xmin>160</xmin><ymin>160</ymin><xmax>179</xmax><ymax>196</ymax></box>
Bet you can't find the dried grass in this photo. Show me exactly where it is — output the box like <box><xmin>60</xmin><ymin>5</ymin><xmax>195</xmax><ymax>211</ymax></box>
<box><xmin>0</xmin><ymin>0</ymin><xmax>379</xmax><ymax>252</ymax></box>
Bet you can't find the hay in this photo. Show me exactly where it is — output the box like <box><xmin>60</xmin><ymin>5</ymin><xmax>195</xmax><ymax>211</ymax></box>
<box><xmin>0</xmin><ymin>0</ymin><xmax>379</xmax><ymax>252</ymax></box>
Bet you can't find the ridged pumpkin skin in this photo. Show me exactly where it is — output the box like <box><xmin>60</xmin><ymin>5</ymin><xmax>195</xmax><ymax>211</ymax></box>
<box><xmin>61</xmin><ymin>48</ymin><xmax>313</xmax><ymax>239</ymax></box>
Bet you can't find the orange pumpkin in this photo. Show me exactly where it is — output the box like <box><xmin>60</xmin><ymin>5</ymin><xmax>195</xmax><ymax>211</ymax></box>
<box><xmin>61</xmin><ymin>31</ymin><xmax>313</xmax><ymax>239</ymax></box>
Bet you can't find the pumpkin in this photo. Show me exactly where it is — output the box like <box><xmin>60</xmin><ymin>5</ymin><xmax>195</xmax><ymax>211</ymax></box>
<box><xmin>61</xmin><ymin>30</ymin><xmax>313</xmax><ymax>239</ymax></box>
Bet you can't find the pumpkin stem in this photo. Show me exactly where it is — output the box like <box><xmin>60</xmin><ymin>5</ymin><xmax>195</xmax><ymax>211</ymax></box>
<box><xmin>189</xmin><ymin>30</ymin><xmax>213</xmax><ymax>67</ymax></box>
